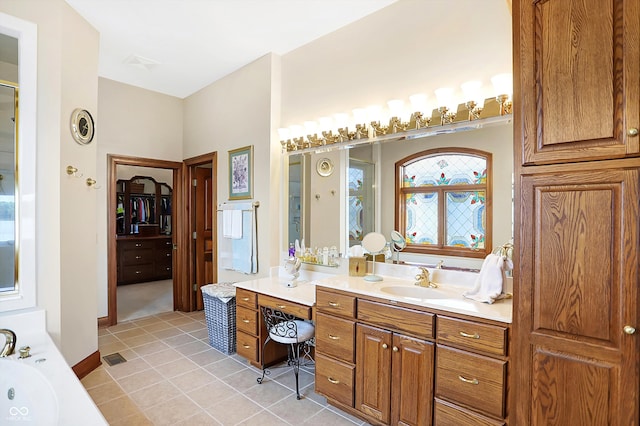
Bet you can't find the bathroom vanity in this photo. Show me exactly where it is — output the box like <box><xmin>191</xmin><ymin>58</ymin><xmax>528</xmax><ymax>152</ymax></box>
<box><xmin>234</xmin><ymin>266</ymin><xmax>511</xmax><ymax>425</ymax></box>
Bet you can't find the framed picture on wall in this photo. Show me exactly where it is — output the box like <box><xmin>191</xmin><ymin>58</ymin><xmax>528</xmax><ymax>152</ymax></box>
<box><xmin>228</xmin><ymin>145</ymin><xmax>253</xmax><ymax>200</ymax></box>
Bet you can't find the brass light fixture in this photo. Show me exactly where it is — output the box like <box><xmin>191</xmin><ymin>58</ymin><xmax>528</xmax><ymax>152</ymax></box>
<box><xmin>279</xmin><ymin>74</ymin><xmax>513</xmax><ymax>153</ymax></box>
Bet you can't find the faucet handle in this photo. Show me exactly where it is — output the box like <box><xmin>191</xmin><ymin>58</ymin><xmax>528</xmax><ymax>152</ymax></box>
<box><xmin>19</xmin><ymin>346</ymin><xmax>31</xmax><ymax>359</ymax></box>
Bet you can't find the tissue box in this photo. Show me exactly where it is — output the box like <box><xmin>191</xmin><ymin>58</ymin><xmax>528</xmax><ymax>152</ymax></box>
<box><xmin>349</xmin><ymin>257</ymin><xmax>367</xmax><ymax>276</ymax></box>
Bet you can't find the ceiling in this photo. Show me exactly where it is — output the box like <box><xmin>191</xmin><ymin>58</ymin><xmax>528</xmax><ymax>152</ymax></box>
<box><xmin>64</xmin><ymin>0</ymin><xmax>399</xmax><ymax>99</ymax></box>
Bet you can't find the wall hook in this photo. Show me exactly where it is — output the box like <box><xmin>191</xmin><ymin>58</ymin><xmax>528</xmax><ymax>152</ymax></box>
<box><xmin>86</xmin><ymin>178</ymin><xmax>100</xmax><ymax>189</ymax></box>
<box><xmin>66</xmin><ymin>165</ymin><xmax>83</xmax><ymax>177</ymax></box>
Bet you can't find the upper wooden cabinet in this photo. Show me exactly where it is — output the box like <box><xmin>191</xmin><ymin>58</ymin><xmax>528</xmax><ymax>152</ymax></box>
<box><xmin>515</xmin><ymin>0</ymin><xmax>639</xmax><ymax>165</ymax></box>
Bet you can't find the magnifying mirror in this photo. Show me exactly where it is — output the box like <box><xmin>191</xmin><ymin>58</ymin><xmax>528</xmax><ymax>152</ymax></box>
<box><xmin>390</xmin><ymin>230</ymin><xmax>406</xmax><ymax>264</ymax></box>
<box><xmin>362</xmin><ymin>232</ymin><xmax>387</xmax><ymax>282</ymax></box>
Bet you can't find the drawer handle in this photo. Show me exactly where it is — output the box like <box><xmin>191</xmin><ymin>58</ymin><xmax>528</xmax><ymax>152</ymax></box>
<box><xmin>458</xmin><ymin>375</ymin><xmax>479</xmax><ymax>385</ymax></box>
<box><xmin>328</xmin><ymin>334</ymin><xmax>340</xmax><ymax>340</ymax></box>
<box><xmin>135</xmin><ymin>255</ymin><xmax>142</xmax><ymax>259</ymax></box>
<box><xmin>392</xmin><ymin>346</ymin><xmax>399</xmax><ymax>352</ymax></box>
<box><xmin>135</xmin><ymin>243</ymin><xmax>142</xmax><ymax>247</ymax></box>
<box><xmin>166</xmin><ymin>253</ymin><xmax>171</xmax><ymax>257</ymax></box>
<box><xmin>135</xmin><ymin>271</ymin><xmax>141</xmax><ymax>274</ymax></box>
<box><xmin>328</xmin><ymin>301</ymin><xmax>340</xmax><ymax>307</ymax></box>
<box><xmin>327</xmin><ymin>377</ymin><xmax>340</xmax><ymax>384</ymax></box>
<box><xmin>382</xmin><ymin>343</ymin><xmax>388</xmax><ymax>349</ymax></box>
<box><xmin>242</xmin><ymin>319</ymin><xmax>250</xmax><ymax>324</ymax></box>
<box><xmin>242</xmin><ymin>344</ymin><xmax>251</xmax><ymax>349</ymax></box>
<box><xmin>277</xmin><ymin>304</ymin><xmax>287</xmax><ymax>309</ymax></box>
<box><xmin>459</xmin><ymin>331</ymin><xmax>480</xmax><ymax>339</ymax></box>
<box><xmin>242</xmin><ymin>297</ymin><xmax>250</xmax><ymax>302</ymax></box>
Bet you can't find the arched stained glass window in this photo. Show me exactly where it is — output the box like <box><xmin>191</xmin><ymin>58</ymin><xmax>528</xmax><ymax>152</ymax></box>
<box><xmin>395</xmin><ymin>148</ymin><xmax>492</xmax><ymax>258</ymax></box>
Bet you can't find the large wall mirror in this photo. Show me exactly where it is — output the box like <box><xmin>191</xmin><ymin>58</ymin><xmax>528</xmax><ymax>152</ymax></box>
<box><xmin>284</xmin><ymin>123</ymin><xmax>514</xmax><ymax>269</ymax></box>
<box><xmin>0</xmin><ymin>14</ymin><xmax>37</xmax><ymax>311</ymax></box>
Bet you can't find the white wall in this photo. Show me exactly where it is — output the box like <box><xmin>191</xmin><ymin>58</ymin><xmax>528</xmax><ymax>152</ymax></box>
<box><xmin>0</xmin><ymin>0</ymin><xmax>100</xmax><ymax>365</ymax></box>
<box><xmin>183</xmin><ymin>54</ymin><xmax>279</xmax><ymax>283</ymax></box>
<box><xmin>280</xmin><ymin>0</ymin><xmax>512</xmax><ymax>127</ymax></box>
<box><xmin>96</xmin><ymin>78</ymin><xmax>183</xmax><ymax>317</ymax></box>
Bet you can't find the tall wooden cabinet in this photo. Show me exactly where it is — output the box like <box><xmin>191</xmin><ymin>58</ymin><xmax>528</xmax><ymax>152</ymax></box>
<box><xmin>513</xmin><ymin>0</ymin><xmax>640</xmax><ymax>424</ymax></box>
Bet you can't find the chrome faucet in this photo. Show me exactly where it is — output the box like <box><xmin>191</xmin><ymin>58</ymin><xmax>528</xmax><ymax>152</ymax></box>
<box><xmin>415</xmin><ymin>267</ymin><xmax>437</xmax><ymax>288</ymax></box>
<box><xmin>0</xmin><ymin>329</ymin><xmax>16</xmax><ymax>357</ymax></box>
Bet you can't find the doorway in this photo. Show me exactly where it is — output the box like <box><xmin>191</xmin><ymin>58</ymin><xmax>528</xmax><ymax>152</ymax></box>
<box><xmin>107</xmin><ymin>155</ymin><xmax>185</xmax><ymax>326</ymax></box>
<box><xmin>184</xmin><ymin>152</ymin><xmax>217</xmax><ymax>311</ymax></box>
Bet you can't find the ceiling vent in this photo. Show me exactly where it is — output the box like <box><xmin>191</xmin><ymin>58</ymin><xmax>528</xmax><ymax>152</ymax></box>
<box><xmin>122</xmin><ymin>54</ymin><xmax>161</xmax><ymax>71</ymax></box>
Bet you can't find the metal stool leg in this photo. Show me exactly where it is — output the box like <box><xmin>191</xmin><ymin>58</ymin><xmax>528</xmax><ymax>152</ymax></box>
<box><xmin>257</xmin><ymin>336</ymin><xmax>271</xmax><ymax>384</ymax></box>
<box><xmin>291</xmin><ymin>343</ymin><xmax>302</xmax><ymax>400</ymax></box>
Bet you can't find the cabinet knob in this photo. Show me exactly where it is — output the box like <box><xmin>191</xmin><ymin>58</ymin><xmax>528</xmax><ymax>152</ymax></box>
<box><xmin>392</xmin><ymin>346</ymin><xmax>399</xmax><ymax>352</ymax></box>
<box><xmin>628</xmin><ymin>128</ymin><xmax>639</xmax><ymax>136</ymax></box>
<box><xmin>624</xmin><ymin>325</ymin><xmax>636</xmax><ymax>335</ymax></box>
<box><xmin>382</xmin><ymin>343</ymin><xmax>388</xmax><ymax>349</ymax></box>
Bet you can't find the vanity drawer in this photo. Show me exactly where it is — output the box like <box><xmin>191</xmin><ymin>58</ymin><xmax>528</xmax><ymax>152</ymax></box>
<box><xmin>435</xmin><ymin>346</ymin><xmax>506</xmax><ymax>419</ymax></box>
<box><xmin>315</xmin><ymin>353</ymin><xmax>355</xmax><ymax>408</ymax></box>
<box><xmin>316</xmin><ymin>313</ymin><xmax>355</xmax><ymax>363</ymax></box>
<box><xmin>258</xmin><ymin>294</ymin><xmax>311</xmax><ymax>319</ymax></box>
<box><xmin>236</xmin><ymin>331</ymin><xmax>259</xmax><ymax>363</ymax></box>
<box><xmin>437</xmin><ymin>316</ymin><xmax>507</xmax><ymax>357</ymax></box>
<box><xmin>236</xmin><ymin>306</ymin><xmax>259</xmax><ymax>335</ymax></box>
<box><xmin>316</xmin><ymin>289</ymin><xmax>356</xmax><ymax>318</ymax></box>
<box><xmin>434</xmin><ymin>398</ymin><xmax>505</xmax><ymax>426</ymax></box>
<box><xmin>236</xmin><ymin>288</ymin><xmax>257</xmax><ymax>309</ymax></box>
<box><xmin>357</xmin><ymin>299</ymin><xmax>434</xmax><ymax>339</ymax></box>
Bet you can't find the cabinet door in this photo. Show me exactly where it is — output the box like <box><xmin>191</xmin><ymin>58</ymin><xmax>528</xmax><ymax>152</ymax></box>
<box><xmin>515</xmin><ymin>168</ymin><xmax>639</xmax><ymax>425</ymax></box>
<box><xmin>392</xmin><ymin>334</ymin><xmax>434</xmax><ymax>426</ymax></box>
<box><xmin>356</xmin><ymin>323</ymin><xmax>392</xmax><ymax>424</ymax></box>
<box><xmin>516</xmin><ymin>0</ymin><xmax>639</xmax><ymax>165</ymax></box>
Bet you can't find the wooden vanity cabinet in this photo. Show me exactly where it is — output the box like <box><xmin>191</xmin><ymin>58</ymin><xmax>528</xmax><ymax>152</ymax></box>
<box><xmin>314</xmin><ymin>288</ymin><xmax>357</xmax><ymax>408</ymax></box>
<box><xmin>315</xmin><ymin>287</ymin><xmax>511</xmax><ymax>426</ymax></box>
<box><xmin>235</xmin><ymin>288</ymin><xmax>311</xmax><ymax>369</ymax></box>
<box><xmin>355</xmin><ymin>300</ymin><xmax>435</xmax><ymax>426</ymax></box>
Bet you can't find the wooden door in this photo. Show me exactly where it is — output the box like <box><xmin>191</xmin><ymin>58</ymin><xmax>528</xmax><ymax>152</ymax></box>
<box><xmin>391</xmin><ymin>334</ymin><xmax>434</xmax><ymax>426</ymax></box>
<box><xmin>515</xmin><ymin>167</ymin><xmax>639</xmax><ymax>425</ymax></box>
<box><xmin>355</xmin><ymin>323</ymin><xmax>392</xmax><ymax>424</ymax></box>
<box><xmin>194</xmin><ymin>166</ymin><xmax>213</xmax><ymax>310</ymax></box>
<box><xmin>515</xmin><ymin>0</ymin><xmax>639</xmax><ymax>165</ymax></box>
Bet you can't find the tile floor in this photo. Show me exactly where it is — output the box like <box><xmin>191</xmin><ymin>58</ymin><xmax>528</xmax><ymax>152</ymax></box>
<box><xmin>83</xmin><ymin>310</ymin><xmax>368</xmax><ymax>425</ymax></box>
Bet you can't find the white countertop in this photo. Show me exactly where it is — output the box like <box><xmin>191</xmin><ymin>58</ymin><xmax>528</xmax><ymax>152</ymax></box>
<box><xmin>313</xmin><ymin>274</ymin><xmax>512</xmax><ymax>324</ymax></box>
<box><xmin>233</xmin><ymin>266</ymin><xmax>512</xmax><ymax>324</ymax></box>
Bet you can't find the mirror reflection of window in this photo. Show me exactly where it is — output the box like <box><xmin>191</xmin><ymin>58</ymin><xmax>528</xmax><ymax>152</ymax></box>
<box><xmin>288</xmin><ymin>155</ymin><xmax>303</xmax><ymax>246</ymax></box>
<box><xmin>348</xmin><ymin>158</ymin><xmax>375</xmax><ymax>247</ymax></box>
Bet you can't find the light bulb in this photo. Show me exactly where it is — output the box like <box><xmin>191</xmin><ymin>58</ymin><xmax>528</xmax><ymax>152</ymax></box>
<box><xmin>387</xmin><ymin>99</ymin><xmax>404</xmax><ymax>118</ymax></box>
<box><xmin>289</xmin><ymin>125</ymin><xmax>303</xmax><ymax>138</ymax></box>
<box><xmin>352</xmin><ymin>108</ymin><xmax>367</xmax><ymax>124</ymax></box>
<box><xmin>435</xmin><ymin>87</ymin><xmax>454</xmax><ymax>109</ymax></box>
<box><xmin>491</xmin><ymin>73</ymin><xmax>513</xmax><ymax>97</ymax></box>
<box><xmin>318</xmin><ymin>116</ymin><xmax>333</xmax><ymax>132</ymax></box>
<box><xmin>303</xmin><ymin>121</ymin><xmax>318</xmax><ymax>135</ymax></box>
<box><xmin>409</xmin><ymin>94</ymin><xmax>427</xmax><ymax>112</ymax></box>
<box><xmin>334</xmin><ymin>113</ymin><xmax>349</xmax><ymax>128</ymax></box>
<box><xmin>277</xmin><ymin>128</ymin><xmax>291</xmax><ymax>140</ymax></box>
<box><xmin>461</xmin><ymin>80</ymin><xmax>482</xmax><ymax>103</ymax></box>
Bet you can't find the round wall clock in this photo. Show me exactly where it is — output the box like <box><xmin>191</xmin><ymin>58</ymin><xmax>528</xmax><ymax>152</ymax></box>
<box><xmin>70</xmin><ymin>108</ymin><xmax>95</xmax><ymax>145</ymax></box>
<box><xmin>316</xmin><ymin>158</ymin><xmax>334</xmax><ymax>176</ymax></box>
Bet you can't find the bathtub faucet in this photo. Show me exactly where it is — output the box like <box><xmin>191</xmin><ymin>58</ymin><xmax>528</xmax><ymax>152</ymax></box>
<box><xmin>0</xmin><ymin>329</ymin><xmax>16</xmax><ymax>357</ymax></box>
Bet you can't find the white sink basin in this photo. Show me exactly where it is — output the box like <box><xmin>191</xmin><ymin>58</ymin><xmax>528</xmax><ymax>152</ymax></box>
<box><xmin>379</xmin><ymin>285</ymin><xmax>450</xmax><ymax>300</ymax></box>
<box><xmin>0</xmin><ymin>361</ymin><xmax>59</xmax><ymax>425</ymax></box>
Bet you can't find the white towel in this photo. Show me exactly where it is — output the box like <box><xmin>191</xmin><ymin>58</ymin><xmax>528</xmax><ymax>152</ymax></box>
<box><xmin>230</xmin><ymin>210</ymin><xmax>243</xmax><ymax>239</ymax></box>
<box><xmin>463</xmin><ymin>254</ymin><xmax>511</xmax><ymax>304</ymax></box>
<box><xmin>222</xmin><ymin>210</ymin><xmax>243</xmax><ymax>239</ymax></box>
